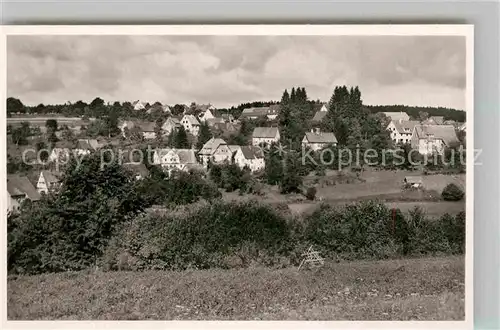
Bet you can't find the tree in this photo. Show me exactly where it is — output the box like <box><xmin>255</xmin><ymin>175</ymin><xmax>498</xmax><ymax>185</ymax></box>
<box><xmin>7</xmin><ymin>97</ymin><xmax>24</xmax><ymax>114</ymax></box>
<box><xmin>265</xmin><ymin>143</ymin><xmax>284</xmax><ymax>185</ymax></box>
<box><xmin>196</xmin><ymin>121</ymin><xmax>212</xmax><ymax>149</ymax></box>
<box><xmin>174</xmin><ymin>126</ymin><xmax>190</xmax><ymax>149</ymax></box>
<box><xmin>90</xmin><ymin>97</ymin><xmax>105</xmax><ymax>109</ymax></box>
<box><xmin>418</xmin><ymin>111</ymin><xmax>429</xmax><ymax>122</ymax></box>
<box><xmin>11</xmin><ymin>122</ymin><xmax>31</xmax><ymax>146</ymax></box>
<box><xmin>442</xmin><ymin>183</ymin><xmax>465</xmax><ymax>201</ymax></box>
<box><xmin>171</xmin><ymin>104</ymin><xmax>186</xmax><ymax>116</ymax></box>
<box><xmin>45</xmin><ymin>119</ymin><xmax>58</xmax><ymax>133</ymax></box>
<box><xmin>35</xmin><ymin>141</ymin><xmax>50</xmax><ymax>163</ymax></box>
<box><xmin>280</xmin><ymin>151</ymin><xmax>302</xmax><ymax>194</ymax></box>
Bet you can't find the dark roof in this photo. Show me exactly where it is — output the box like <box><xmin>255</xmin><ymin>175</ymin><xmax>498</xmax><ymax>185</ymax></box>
<box><xmin>413</xmin><ymin>125</ymin><xmax>459</xmax><ymax>146</ymax></box>
<box><xmin>311</xmin><ymin>111</ymin><xmax>327</xmax><ymax>123</ymax></box>
<box><xmin>7</xmin><ymin>174</ymin><xmax>41</xmax><ymax>201</ymax></box>
<box><xmin>252</xmin><ymin>127</ymin><xmax>279</xmax><ymax>138</ymax></box>
<box><xmin>312</xmin><ymin>103</ymin><xmax>327</xmax><ymax>112</ymax></box>
<box><xmin>392</xmin><ymin>120</ymin><xmax>419</xmax><ymax>134</ymax></box>
<box><xmin>41</xmin><ymin>170</ymin><xmax>60</xmax><ymax>184</ymax></box>
<box><xmin>240</xmin><ymin>146</ymin><xmax>264</xmax><ymax>159</ymax></box>
<box><xmin>76</xmin><ymin>139</ymin><xmax>93</xmax><ymax>150</ymax></box>
<box><xmin>304</xmin><ymin>132</ymin><xmax>337</xmax><ymax>144</ymax></box>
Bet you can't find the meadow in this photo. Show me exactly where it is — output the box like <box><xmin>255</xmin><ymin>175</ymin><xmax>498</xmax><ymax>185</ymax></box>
<box><xmin>7</xmin><ymin>255</ymin><xmax>465</xmax><ymax>320</ymax></box>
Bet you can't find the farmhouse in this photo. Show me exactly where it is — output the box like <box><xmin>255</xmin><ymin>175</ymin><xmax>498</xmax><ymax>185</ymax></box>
<box><xmin>411</xmin><ymin>125</ymin><xmax>460</xmax><ymax>155</ymax></box>
<box><xmin>234</xmin><ymin>146</ymin><xmax>265</xmax><ymax>172</ymax></box>
<box><xmin>205</xmin><ymin>117</ymin><xmax>225</xmax><ymax>127</ymax></box>
<box><xmin>161</xmin><ymin>117</ymin><xmax>182</xmax><ymax>135</ymax></box>
<box><xmin>239</xmin><ymin>105</ymin><xmax>280</xmax><ymax>121</ymax></box>
<box><xmin>119</xmin><ymin>120</ymin><xmax>137</xmax><ymax>137</ymax></box>
<box><xmin>252</xmin><ymin>127</ymin><xmax>280</xmax><ymax>147</ymax></box>
<box><xmin>36</xmin><ymin>170</ymin><xmax>61</xmax><ymax>194</ymax></box>
<box><xmin>382</xmin><ymin>111</ymin><xmax>410</xmax><ymax>122</ymax></box>
<box><xmin>153</xmin><ymin>148</ymin><xmax>199</xmax><ymax>173</ymax></box>
<box><xmin>123</xmin><ymin>163</ymin><xmax>150</xmax><ymax>180</ymax></box>
<box><xmin>198</xmin><ymin>138</ymin><xmax>233</xmax><ymax>167</ymax></box>
<box><xmin>387</xmin><ymin>120</ymin><xmax>419</xmax><ymax>145</ymax></box>
<box><xmin>181</xmin><ymin>115</ymin><xmax>201</xmax><ymax>136</ymax></box>
<box><xmin>7</xmin><ymin>174</ymin><xmax>41</xmax><ymax>213</ymax></box>
<box><xmin>302</xmin><ymin>131</ymin><xmax>337</xmax><ymax>151</ymax></box>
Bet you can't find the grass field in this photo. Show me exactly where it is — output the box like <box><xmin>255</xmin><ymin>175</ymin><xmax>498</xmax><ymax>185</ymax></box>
<box><xmin>8</xmin><ymin>256</ymin><xmax>465</xmax><ymax>320</ymax></box>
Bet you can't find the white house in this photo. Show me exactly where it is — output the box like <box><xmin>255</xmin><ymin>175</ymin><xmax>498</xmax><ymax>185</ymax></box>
<box><xmin>387</xmin><ymin>120</ymin><xmax>419</xmax><ymax>145</ymax></box>
<box><xmin>197</xmin><ymin>108</ymin><xmax>215</xmax><ymax>123</ymax></box>
<box><xmin>153</xmin><ymin>148</ymin><xmax>199</xmax><ymax>173</ymax></box>
<box><xmin>302</xmin><ymin>131</ymin><xmax>337</xmax><ymax>151</ymax></box>
<box><xmin>234</xmin><ymin>146</ymin><xmax>265</xmax><ymax>172</ymax></box>
<box><xmin>411</xmin><ymin>125</ymin><xmax>460</xmax><ymax>155</ymax></box>
<box><xmin>252</xmin><ymin>127</ymin><xmax>280</xmax><ymax>147</ymax></box>
<box><xmin>7</xmin><ymin>174</ymin><xmax>41</xmax><ymax>213</ymax></box>
<box><xmin>423</xmin><ymin>116</ymin><xmax>445</xmax><ymax>125</ymax></box>
<box><xmin>161</xmin><ymin>117</ymin><xmax>182</xmax><ymax>135</ymax></box>
<box><xmin>36</xmin><ymin>170</ymin><xmax>61</xmax><ymax>194</ymax></box>
<box><xmin>239</xmin><ymin>105</ymin><xmax>280</xmax><ymax>121</ymax></box>
<box><xmin>198</xmin><ymin>138</ymin><xmax>233</xmax><ymax>167</ymax></box>
<box><xmin>382</xmin><ymin>112</ymin><xmax>410</xmax><ymax>122</ymax></box>
<box><xmin>132</xmin><ymin>100</ymin><xmax>147</xmax><ymax>111</ymax></box>
<box><xmin>181</xmin><ymin>115</ymin><xmax>201</xmax><ymax>136</ymax></box>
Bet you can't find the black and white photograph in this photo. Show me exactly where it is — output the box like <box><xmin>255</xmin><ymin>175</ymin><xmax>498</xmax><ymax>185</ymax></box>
<box><xmin>3</xmin><ymin>25</ymin><xmax>473</xmax><ymax>323</ymax></box>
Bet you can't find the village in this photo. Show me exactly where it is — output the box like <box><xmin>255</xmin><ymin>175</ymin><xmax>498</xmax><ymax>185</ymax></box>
<box><xmin>7</xmin><ymin>93</ymin><xmax>466</xmax><ymax>216</ymax></box>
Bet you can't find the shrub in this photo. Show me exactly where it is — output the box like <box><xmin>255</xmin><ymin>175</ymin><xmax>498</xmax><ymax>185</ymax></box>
<box><xmin>305</xmin><ymin>187</ymin><xmax>317</xmax><ymax>200</ymax></box>
<box><xmin>442</xmin><ymin>183</ymin><xmax>465</xmax><ymax>201</ymax></box>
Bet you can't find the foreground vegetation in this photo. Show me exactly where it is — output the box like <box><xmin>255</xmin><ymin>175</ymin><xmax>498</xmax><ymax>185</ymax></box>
<box><xmin>7</xmin><ymin>256</ymin><xmax>464</xmax><ymax>320</ymax></box>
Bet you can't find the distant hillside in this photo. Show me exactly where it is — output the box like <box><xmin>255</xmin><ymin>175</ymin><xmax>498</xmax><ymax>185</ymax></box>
<box><xmin>365</xmin><ymin>105</ymin><xmax>466</xmax><ymax>123</ymax></box>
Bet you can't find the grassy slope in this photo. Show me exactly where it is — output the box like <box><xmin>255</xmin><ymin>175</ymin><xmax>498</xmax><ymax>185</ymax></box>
<box><xmin>8</xmin><ymin>256</ymin><xmax>465</xmax><ymax>320</ymax></box>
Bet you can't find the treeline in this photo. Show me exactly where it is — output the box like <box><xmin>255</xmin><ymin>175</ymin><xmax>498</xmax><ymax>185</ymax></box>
<box><xmin>366</xmin><ymin>105</ymin><xmax>466</xmax><ymax>123</ymax></box>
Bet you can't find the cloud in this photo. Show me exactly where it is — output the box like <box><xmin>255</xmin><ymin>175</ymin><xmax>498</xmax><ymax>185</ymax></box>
<box><xmin>7</xmin><ymin>35</ymin><xmax>466</xmax><ymax>109</ymax></box>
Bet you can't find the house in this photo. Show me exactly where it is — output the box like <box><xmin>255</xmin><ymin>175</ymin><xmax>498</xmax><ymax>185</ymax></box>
<box><xmin>123</xmin><ymin>163</ymin><xmax>150</xmax><ymax>180</ymax></box>
<box><xmin>36</xmin><ymin>170</ymin><xmax>61</xmax><ymax>194</ymax></box>
<box><xmin>252</xmin><ymin>127</ymin><xmax>280</xmax><ymax>147</ymax></box>
<box><xmin>138</xmin><ymin>122</ymin><xmax>157</xmax><ymax>139</ymax></box>
<box><xmin>162</xmin><ymin>104</ymin><xmax>172</xmax><ymax>113</ymax></box>
<box><xmin>458</xmin><ymin>122</ymin><xmax>466</xmax><ymax>133</ymax></box>
<box><xmin>381</xmin><ymin>112</ymin><xmax>410</xmax><ymax>122</ymax></box>
<box><xmin>181</xmin><ymin>115</ymin><xmax>201</xmax><ymax>136</ymax></box>
<box><xmin>7</xmin><ymin>174</ymin><xmax>41</xmax><ymax>212</ymax></box>
<box><xmin>239</xmin><ymin>105</ymin><xmax>280</xmax><ymax>121</ymax></box>
<box><xmin>49</xmin><ymin>147</ymin><xmax>71</xmax><ymax>163</ymax></box>
<box><xmin>404</xmin><ymin>176</ymin><xmax>423</xmax><ymax>188</ymax></box>
<box><xmin>411</xmin><ymin>125</ymin><xmax>460</xmax><ymax>155</ymax></box>
<box><xmin>205</xmin><ymin>117</ymin><xmax>225</xmax><ymax>127</ymax></box>
<box><xmin>153</xmin><ymin>148</ymin><xmax>199</xmax><ymax>173</ymax></box>
<box><xmin>221</xmin><ymin>114</ymin><xmax>236</xmax><ymax>124</ymax></box>
<box><xmin>387</xmin><ymin>120</ymin><xmax>419</xmax><ymax>145</ymax></box>
<box><xmin>198</xmin><ymin>138</ymin><xmax>233</xmax><ymax>167</ymax></box>
<box><xmin>119</xmin><ymin>120</ymin><xmax>139</xmax><ymax>137</ymax></box>
<box><xmin>424</xmin><ymin>116</ymin><xmax>445</xmax><ymax>125</ymax></box>
<box><xmin>233</xmin><ymin>146</ymin><xmax>265</xmax><ymax>172</ymax></box>
<box><xmin>227</xmin><ymin>145</ymin><xmax>242</xmax><ymax>155</ymax></box>
<box><xmin>302</xmin><ymin>131</ymin><xmax>337</xmax><ymax>151</ymax></box>
<box><xmin>161</xmin><ymin>117</ymin><xmax>182</xmax><ymax>135</ymax></box>
<box><xmin>132</xmin><ymin>100</ymin><xmax>147</xmax><ymax>111</ymax></box>
<box><xmin>74</xmin><ymin>139</ymin><xmax>101</xmax><ymax>155</ymax></box>
<box><xmin>197</xmin><ymin>107</ymin><xmax>215</xmax><ymax>123</ymax></box>
<box><xmin>311</xmin><ymin>103</ymin><xmax>328</xmax><ymax>124</ymax></box>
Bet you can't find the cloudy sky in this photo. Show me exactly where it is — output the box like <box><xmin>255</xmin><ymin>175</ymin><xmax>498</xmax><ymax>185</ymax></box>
<box><xmin>7</xmin><ymin>35</ymin><xmax>466</xmax><ymax>110</ymax></box>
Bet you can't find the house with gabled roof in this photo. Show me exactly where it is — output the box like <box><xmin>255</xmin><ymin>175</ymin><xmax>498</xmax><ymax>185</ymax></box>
<box><xmin>205</xmin><ymin>117</ymin><xmax>225</xmax><ymax>127</ymax></box>
<box><xmin>197</xmin><ymin>107</ymin><xmax>216</xmax><ymax>123</ymax></box>
<box><xmin>252</xmin><ymin>127</ymin><xmax>280</xmax><ymax>147</ymax></box>
<box><xmin>49</xmin><ymin>147</ymin><xmax>72</xmax><ymax>163</ymax></box>
<box><xmin>311</xmin><ymin>104</ymin><xmax>328</xmax><ymax>125</ymax></box>
<box><xmin>233</xmin><ymin>146</ymin><xmax>265</xmax><ymax>172</ymax></box>
<box><xmin>387</xmin><ymin>120</ymin><xmax>419</xmax><ymax>145</ymax></box>
<box><xmin>7</xmin><ymin>174</ymin><xmax>41</xmax><ymax>212</ymax></box>
<box><xmin>424</xmin><ymin>116</ymin><xmax>445</xmax><ymax>125</ymax></box>
<box><xmin>198</xmin><ymin>137</ymin><xmax>233</xmax><ymax>167</ymax></box>
<box><xmin>153</xmin><ymin>148</ymin><xmax>199</xmax><ymax>173</ymax></box>
<box><xmin>181</xmin><ymin>114</ymin><xmax>201</xmax><ymax>136</ymax></box>
<box><xmin>161</xmin><ymin>117</ymin><xmax>182</xmax><ymax>135</ymax></box>
<box><xmin>239</xmin><ymin>105</ymin><xmax>280</xmax><ymax>121</ymax></box>
<box><xmin>302</xmin><ymin>131</ymin><xmax>338</xmax><ymax>151</ymax></box>
<box><xmin>132</xmin><ymin>100</ymin><xmax>147</xmax><ymax>111</ymax></box>
<box><xmin>138</xmin><ymin>122</ymin><xmax>157</xmax><ymax>139</ymax></box>
<box><xmin>382</xmin><ymin>112</ymin><xmax>410</xmax><ymax>122</ymax></box>
<box><xmin>411</xmin><ymin>124</ymin><xmax>460</xmax><ymax>155</ymax></box>
<box><xmin>36</xmin><ymin>170</ymin><xmax>62</xmax><ymax>194</ymax></box>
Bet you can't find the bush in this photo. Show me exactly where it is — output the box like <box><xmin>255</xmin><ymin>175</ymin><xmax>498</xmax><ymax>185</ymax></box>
<box><xmin>305</xmin><ymin>187</ymin><xmax>317</xmax><ymax>200</ymax></box>
<box><xmin>442</xmin><ymin>183</ymin><xmax>465</xmax><ymax>201</ymax></box>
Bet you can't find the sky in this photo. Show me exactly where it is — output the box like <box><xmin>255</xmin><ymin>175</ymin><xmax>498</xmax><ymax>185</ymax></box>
<box><xmin>7</xmin><ymin>35</ymin><xmax>466</xmax><ymax>110</ymax></box>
